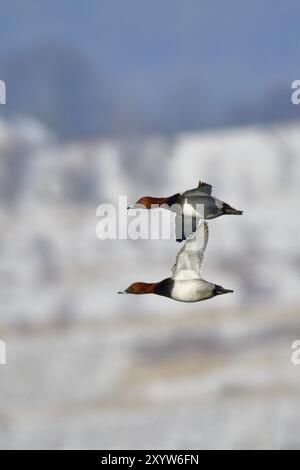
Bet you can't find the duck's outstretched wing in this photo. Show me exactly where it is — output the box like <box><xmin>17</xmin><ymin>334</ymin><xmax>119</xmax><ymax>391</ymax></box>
<box><xmin>171</xmin><ymin>221</ymin><xmax>209</xmax><ymax>280</ymax></box>
<box><xmin>183</xmin><ymin>181</ymin><xmax>213</xmax><ymax>197</ymax></box>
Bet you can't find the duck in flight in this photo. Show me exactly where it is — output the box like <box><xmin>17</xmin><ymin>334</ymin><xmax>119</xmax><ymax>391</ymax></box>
<box><xmin>119</xmin><ymin>221</ymin><xmax>233</xmax><ymax>302</ymax></box>
<box><xmin>128</xmin><ymin>181</ymin><xmax>243</xmax><ymax>242</ymax></box>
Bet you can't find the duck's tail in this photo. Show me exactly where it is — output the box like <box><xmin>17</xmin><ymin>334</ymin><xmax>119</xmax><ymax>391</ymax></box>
<box><xmin>223</xmin><ymin>203</ymin><xmax>243</xmax><ymax>216</ymax></box>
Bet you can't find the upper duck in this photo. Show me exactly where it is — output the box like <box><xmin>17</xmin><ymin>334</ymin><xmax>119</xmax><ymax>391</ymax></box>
<box><xmin>128</xmin><ymin>181</ymin><xmax>243</xmax><ymax>242</ymax></box>
<box><xmin>119</xmin><ymin>221</ymin><xmax>233</xmax><ymax>303</ymax></box>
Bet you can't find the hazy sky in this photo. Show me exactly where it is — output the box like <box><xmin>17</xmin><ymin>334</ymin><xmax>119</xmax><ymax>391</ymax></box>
<box><xmin>0</xmin><ymin>0</ymin><xmax>299</xmax><ymax>136</ymax></box>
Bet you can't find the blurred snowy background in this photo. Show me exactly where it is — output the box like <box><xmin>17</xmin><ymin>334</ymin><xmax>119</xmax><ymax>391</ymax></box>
<box><xmin>0</xmin><ymin>0</ymin><xmax>300</xmax><ymax>450</ymax></box>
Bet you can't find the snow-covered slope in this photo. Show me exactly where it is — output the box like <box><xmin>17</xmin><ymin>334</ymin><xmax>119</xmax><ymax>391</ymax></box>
<box><xmin>1</xmin><ymin>119</ymin><xmax>300</xmax><ymax>450</ymax></box>
<box><xmin>0</xmin><ymin>120</ymin><xmax>299</xmax><ymax>325</ymax></box>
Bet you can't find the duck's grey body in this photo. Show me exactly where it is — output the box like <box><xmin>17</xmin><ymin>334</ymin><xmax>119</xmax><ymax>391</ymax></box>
<box><xmin>181</xmin><ymin>182</ymin><xmax>242</xmax><ymax>219</ymax></box>
<box><xmin>170</xmin><ymin>279</ymin><xmax>216</xmax><ymax>302</ymax></box>
<box><xmin>181</xmin><ymin>194</ymin><xmax>223</xmax><ymax>219</ymax></box>
<box><xmin>172</xmin><ymin>181</ymin><xmax>243</xmax><ymax>242</ymax></box>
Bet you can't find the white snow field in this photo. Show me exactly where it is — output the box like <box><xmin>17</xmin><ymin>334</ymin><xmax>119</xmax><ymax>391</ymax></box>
<box><xmin>0</xmin><ymin>119</ymin><xmax>299</xmax><ymax>449</ymax></box>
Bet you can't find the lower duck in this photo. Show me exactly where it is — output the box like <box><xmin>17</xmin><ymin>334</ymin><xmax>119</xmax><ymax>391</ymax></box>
<box><xmin>119</xmin><ymin>221</ymin><xmax>233</xmax><ymax>303</ymax></box>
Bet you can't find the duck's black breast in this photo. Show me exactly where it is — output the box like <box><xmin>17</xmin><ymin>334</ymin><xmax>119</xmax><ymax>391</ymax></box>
<box><xmin>154</xmin><ymin>278</ymin><xmax>175</xmax><ymax>298</ymax></box>
<box><xmin>166</xmin><ymin>193</ymin><xmax>184</xmax><ymax>208</ymax></box>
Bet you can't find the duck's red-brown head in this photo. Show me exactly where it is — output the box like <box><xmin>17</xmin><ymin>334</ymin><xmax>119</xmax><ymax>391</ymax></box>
<box><xmin>128</xmin><ymin>196</ymin><xmax>169</xmax><ymax>210</ymax></box>
<box><xmin>119</xmin><ymin>282</ymin><xmax>157</xmax><ymax>295</ymax></box>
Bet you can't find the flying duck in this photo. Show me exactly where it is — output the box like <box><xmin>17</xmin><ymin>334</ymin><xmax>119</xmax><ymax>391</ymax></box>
<box><xmin>119</xmin><ymin>221</ymin><xmax>233</xmax><ymax>302</ymax></box>
<box><xmin>128</xmin><ymin>181</ymin><xmax>243</xmax><ymax>242</ymax></box>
